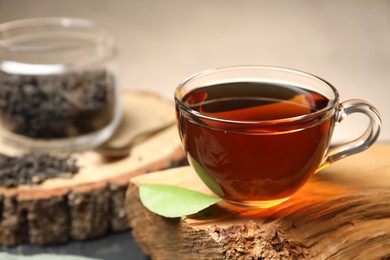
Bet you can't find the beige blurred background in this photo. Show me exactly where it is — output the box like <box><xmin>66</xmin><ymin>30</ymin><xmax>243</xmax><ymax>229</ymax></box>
<box><xmin>0</xmin><ymin>0</ymin><xmax>389</xmax><ymax>143</ymax></box>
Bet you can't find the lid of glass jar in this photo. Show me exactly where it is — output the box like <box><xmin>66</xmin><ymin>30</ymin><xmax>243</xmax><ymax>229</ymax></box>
<box><xmin>0</xmin><ymin>17</ymin><xmax>117</xmax><ymax>75</ymax></box>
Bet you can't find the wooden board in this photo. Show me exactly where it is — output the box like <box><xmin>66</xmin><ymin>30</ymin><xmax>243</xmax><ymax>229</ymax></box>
<box><xmin>126</xmin><ymin>144</ymin><xmax>390</xmax><ymax>259</ymax></box>
<box><xmin>0</xmin><ymin>91</ymin><xmax>185</xmax><ymax>246</ymax></box>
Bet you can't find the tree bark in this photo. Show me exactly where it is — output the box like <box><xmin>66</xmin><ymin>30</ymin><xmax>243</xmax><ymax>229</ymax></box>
<box><xmin>126</xmin><ymin>144</ymin><xmax>390</xmax><ymax>260</ymax></box>
<box><xmin>0</xmin><ymin>91</ymin><xmax>185</xmax><ymax>246</ymax></box>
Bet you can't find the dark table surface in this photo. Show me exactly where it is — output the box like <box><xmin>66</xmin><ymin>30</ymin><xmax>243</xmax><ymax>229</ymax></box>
<box><xmin>0</xmin><ymin>231</ymin><xmax>148</xmax><ymax>260</ymax></box>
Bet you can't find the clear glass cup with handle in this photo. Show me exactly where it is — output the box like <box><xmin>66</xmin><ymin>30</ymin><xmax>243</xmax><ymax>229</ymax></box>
<box><xmin>175</xmin><ymin>66</ymin><xmax>382</xmax><ymax>207</ymax></box>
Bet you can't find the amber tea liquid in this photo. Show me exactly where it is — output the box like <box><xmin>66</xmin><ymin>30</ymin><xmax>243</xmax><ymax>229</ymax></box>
<box><xmin>177</xmin><ymin>82</ymin><xmax>334</xmax><ymax>205</ymax></box>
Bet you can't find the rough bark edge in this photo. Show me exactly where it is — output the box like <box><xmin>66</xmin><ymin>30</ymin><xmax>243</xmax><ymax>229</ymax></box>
<box><xmin>0</xmin><ymin>149</ymin><xmax>187</xmax><ymax>246</ymax></box>
<box><xmin>126</xmin><ymin>178</ymin><xmax>304</xmax><ymax>260</ymax></box>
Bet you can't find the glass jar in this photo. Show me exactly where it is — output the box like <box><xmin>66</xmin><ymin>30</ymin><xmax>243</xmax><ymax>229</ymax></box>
<box><xmin>0</xmin><ymin>17</ymin><xmax>121</xmax><ymax>151</ymax></box>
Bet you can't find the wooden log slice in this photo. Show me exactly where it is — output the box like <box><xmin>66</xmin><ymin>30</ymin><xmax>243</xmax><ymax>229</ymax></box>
<box><xmin>0</xmin><ymin>91</ymin><xmax>185</xmax><ymax>246</ymax></box>
<box><xmin>126</xmin><ymin>144</ymin><xmax>390</xmax><ymax>260</ymax></box>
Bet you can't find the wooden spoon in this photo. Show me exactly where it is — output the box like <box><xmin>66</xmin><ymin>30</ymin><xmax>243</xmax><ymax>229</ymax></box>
<box><xmin>96</xmin><ymin>121</ymin><xmax>175</xmax><ymax>158</ymax></box>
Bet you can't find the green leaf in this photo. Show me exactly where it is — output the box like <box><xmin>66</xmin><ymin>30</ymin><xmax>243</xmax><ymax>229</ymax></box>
<box><xmin>139</xmin><ymin>184</ymin><xmax>222</xmax><ymax>218</ymax></box>
<box><xmin>190</xmin><ymin>156</ymin><xmax>225</xmax><ymax>197</ymax></box>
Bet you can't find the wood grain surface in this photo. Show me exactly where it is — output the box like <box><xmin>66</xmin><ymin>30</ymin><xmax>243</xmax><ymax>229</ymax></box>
<box><xmin>0</xmin><ymin>92</ymin><xmax>185</xmax><ymax>246</ymax></box>
<box><xmin>126</xmin><ymin>144</ymin><xmax>390</xmax><ymax>259</ymax></box>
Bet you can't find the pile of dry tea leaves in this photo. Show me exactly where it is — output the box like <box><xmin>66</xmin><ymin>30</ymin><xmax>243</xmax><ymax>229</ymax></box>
<box><xmin>0</xmin><ymin>153</ymin><xmax>79</xmax><ymax>187</ymax></box>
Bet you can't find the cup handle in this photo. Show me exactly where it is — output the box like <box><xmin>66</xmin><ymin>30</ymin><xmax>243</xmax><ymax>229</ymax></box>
<box><xmin>320</xmin><ymin>99</ymin><xmax>382</xmax><ymax>170</ymax></box>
